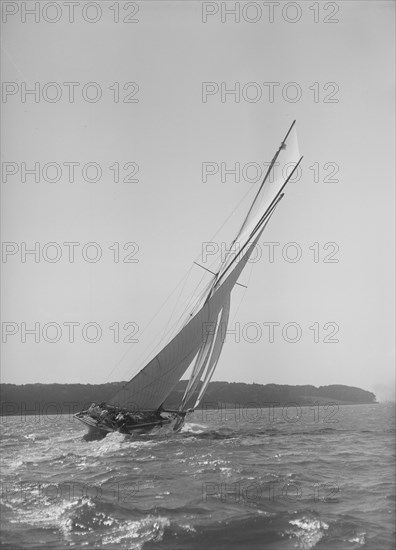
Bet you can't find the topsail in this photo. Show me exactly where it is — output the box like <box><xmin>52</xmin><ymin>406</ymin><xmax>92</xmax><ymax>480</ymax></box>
<box><xmin>110</xmin><ymin>122</ymin><xmax>302</xmax><ymax>414</ymax></box>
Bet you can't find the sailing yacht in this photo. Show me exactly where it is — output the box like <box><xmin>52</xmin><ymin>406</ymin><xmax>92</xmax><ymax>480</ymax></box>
<box><xmin>75</xmin><ymin>121</ymin><xmax>302</xmax><ymax>438</ymax></box>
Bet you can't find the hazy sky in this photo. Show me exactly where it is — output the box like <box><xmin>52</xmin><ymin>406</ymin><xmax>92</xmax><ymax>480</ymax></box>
<box><xmin>1</xmin><ymin>1</ymin><xmax>395</xmax><ymax>401</ymax></box>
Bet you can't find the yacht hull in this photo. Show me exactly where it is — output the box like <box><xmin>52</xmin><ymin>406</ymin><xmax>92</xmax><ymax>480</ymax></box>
<box><xmin>74</xmin><ymin>411</ymin><xmax>176</xmax><ymax>438</ymax></box>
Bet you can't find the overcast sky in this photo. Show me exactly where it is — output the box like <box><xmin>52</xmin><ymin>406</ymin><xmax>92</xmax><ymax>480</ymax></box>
<box><xmin>1</xmin><ymin>1</ymin><xmax>395</xmax><ymax>401</ymax></box>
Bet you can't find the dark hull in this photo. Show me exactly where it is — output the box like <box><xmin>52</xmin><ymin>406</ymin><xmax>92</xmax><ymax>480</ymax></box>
<box><xmin>74</xmin><ymin>412</ymin><xmax>175</xmax><ymax>438</ymax></box>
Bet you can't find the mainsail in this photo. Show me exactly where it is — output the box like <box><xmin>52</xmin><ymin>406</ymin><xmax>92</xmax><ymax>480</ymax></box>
<box><xmin>111</xmin><ymin>122</ymin><xmax>302</xmax><ymax>413</ymax></box>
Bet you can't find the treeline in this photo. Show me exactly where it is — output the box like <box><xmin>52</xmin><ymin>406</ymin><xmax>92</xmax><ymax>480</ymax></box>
<box><xmin>0</xmin><ymin>381</ymin><xmax>376</xmax><ymax>415</ymax></box>
<box><xmin>192</xmin><ymin>382</ymin><xmax>377</xmax><ymax>408</ymax></box>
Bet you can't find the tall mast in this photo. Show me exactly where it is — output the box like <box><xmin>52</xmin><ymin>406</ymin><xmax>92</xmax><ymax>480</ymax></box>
<box><xmin>237</xmin><ymin>120</ymin><xmax>296</xmax><ymax>236</ymax></box>
<box><xmin>109</xmin><ymin>122</ymin><xmax>302</xmax><ymax>413</ymax></box>
<box><xmin>213</xmin><ymin>154</ymin><xmax>303</xmax><ymax>291</ymax></box>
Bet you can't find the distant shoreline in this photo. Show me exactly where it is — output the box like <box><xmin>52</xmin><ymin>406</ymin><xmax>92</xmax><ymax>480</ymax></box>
<box><xmin>0</xmin><ymin>402</ymin><xmax>380</xmax><ymax>419</ymax></box>
<box><xmin>0</xmin><ymin>381</ymin><xmax>377</xmax><ymax>416</ymax></box>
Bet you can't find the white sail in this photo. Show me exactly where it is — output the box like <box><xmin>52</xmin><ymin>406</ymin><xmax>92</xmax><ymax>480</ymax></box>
<box><xmin>217</xmin><ymin>124</ymin><xmax>300</xmax><ymax>278</ymax></box>
<box><xmin>110</xmin><ymin>122</ymin><xmax>302</xmax><ymax>413</ymax></box>
<box><xmin>179</xmin><ymin>292</ymin><xmax>230</xmax><ymax>410</ymax></box>
<box><xmin>184</xmin><ymin>205</ymin><xmax>281</xmax><ymax>410</ymax></box>
<box><xmin>179</xmin><ymin>333</ymin><xmax>214</xmax><ymax>410</ymax></box>
<box><xmin>192</xmin><ymin>292</ymin><xmax>231</xmax><ymax>409</ymax></box>
<box><xmin>111</xmin><ymin>228</ymin><xmax>270</xmax><ymax>411</ymax></box>
<box><xmin>178</xmin><ymin>323</ymin><xmax>217</xmax><ymax>410</ymax></box>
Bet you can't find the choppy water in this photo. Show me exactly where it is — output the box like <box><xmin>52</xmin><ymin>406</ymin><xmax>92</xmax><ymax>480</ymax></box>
<box><xmin>1</xmin><ymin>403</ymin><xmax>395</xmax><ymax>549</ymax></box>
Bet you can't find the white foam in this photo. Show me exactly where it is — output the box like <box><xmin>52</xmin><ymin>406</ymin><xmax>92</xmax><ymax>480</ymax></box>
<box><xmin>348</xmin><ymin>532</ymin><xmax>366</xmax><ymax>545</ymax></box>
<box><xmin>289</xmin><ymin>517</ymin><xmax>329</xmax><ymax>549</ymax></box>
<box><xmin>181</xmin><ymin>422</ymin><xmax>206</xmax><ymax>434</ymax></box>
<box><xmin>101</xmin><ymin>515</ymin><xmax>170</xmax><ymax>548</ymax></box>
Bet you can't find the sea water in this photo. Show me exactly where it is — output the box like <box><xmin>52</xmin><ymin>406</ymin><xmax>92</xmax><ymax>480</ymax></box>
<box><xmin>1</xmin><ymin>403</ymin><xmax>394</xmax><ymax>549</ymax></box>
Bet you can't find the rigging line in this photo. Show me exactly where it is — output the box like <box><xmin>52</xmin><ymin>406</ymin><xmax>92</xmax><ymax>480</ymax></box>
<box><xmin>108</xmin><ymin>234</ymin><xmax>221</xmax><ymax>385</ymax></box>
<box><xmin>114</xmin><ymin>266</ymin><xmax>212</xmax><ymax>386</ymax></box>
<box><xmin>237</xmin><ymin>120</ymin><xmax>296</xmax><ymax>236</ymax></box>
<box><xmin>195</xmin><ymin>253</ymin><xmax>223</xmax><ymax>284</ymax></box>
<box><xmin>119</xmin><ymin>235</ymin><xmax>229</xmax><ymax>383</ymax></box>
<box><xmin>112</xmin><ymin>338</ymin><xmax>205</xmax><ymax>404</ymax></box>
<box><xmin>104</xmin><ymin>264</ymin><xmax>194</xmax><ymax>383</ymax></box>
<box><xmin>228</xmin><ymin>261</ymin><xmax>254</xmax><ymax>329</ymax></box>
<box><xmin>168</xmin><ymin>263</ymin><xmax>217</xmax><ymax>331</ymax></box>
<box><xmin>222</xmin><ymin>120</ymin><xmax>296</xmax><ymax>266</ymax></box>
<box><xmin>190</xmin><ymin>247</ymin><xmax>257</xmax><ymax>408</ymax></box>
<box><xmin>193</xmin><ymin>262</ymin><xmax>217</xmax><ymax>276</ymax></box>
<box><xmin>1</xmin><ymin>46</ymin><xmax>34</xmax><ymax>85</ymax></box>
<box><xmin>106</xmin><ymin>127</ymin><xmax>299</xmax><ymax>387</ymax></box>
<box><xmin>184</xmin><ymin>274</ymin><xmax>215</xmax><ymax>317</ymax></box>
<box><xmin>159</xmin><ymin>276</ymin><xmax>243</xmax><ymax>414</ymax></box>
<box><xmin>144</xmin><ymin>279</ymin><xmax>210</xmax><ymax>372</ymax></box>
<box><xmin>142</xmin><ymin>284</ymin><xmax>203</xmax><ymax>366</ymax></box>
<box><xmin>159</xmin><ymin>261</ymin><xmax>195</xmax><ymax>343</ymax></box>
<box><xmin>111</xmin><ymin>233</ymin><xmax>261</xmax><ymax>407</ymax></box>
<box><xmin>178</xmin><ymin>269</ymin><xmax>211</xmax><ymax>319</ymax></box>
<box><xmin>190</xmin><ymin>191</ymin><xmax>252</xmax><ymax>264</ymax></box>
<box><xmin>157</xmin><ymin>268</ymin><xmax>210</xmax><ymax>347</ymax></box>
<box><xmin>111</xmin><ymin>127</ymin><xmax>299</xmax><ymax>384</ymax></box>
<box><xmin>106</xmin><ymin>166</ymin><xmax>290</xmax><ymax>387</ymax></box>
<box><xmin>248</xmin><ymin>157</ymin><xmax>303</xmax><ymax>243</ymax></box>
<box><xmin>214</xmin><ymin>156</ymin><xmax>303</xmax><ymax>290</ymax></box>
<box><xmin>194</xmin><ymin>262</ymin><xmax>247</xmax><ymax>288</ymax></box>
<box><xmin>198</xmin><ymin>121</ymin><xmax>297</xmax><ymax>284</ymax></box>
<box><xmin>205</xmin><ymin>195</ymin><xmax>282</xmax><ymax>305</ymax></box>
<box><xmin>113</xmin><ymin>270</ymin><xmax>236</xmax><ymax>403</ymax></box>
<box><xmin>188</xmin><ymin>125</ymin><xmax>296</xmax><ymax>271</ymax></box>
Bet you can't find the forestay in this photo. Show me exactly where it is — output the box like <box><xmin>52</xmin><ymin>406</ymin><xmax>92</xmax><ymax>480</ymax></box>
<box><xmin>110</xmin><ymin>122</ymin><xmax>302</xmax><ymax>413</ymax></box>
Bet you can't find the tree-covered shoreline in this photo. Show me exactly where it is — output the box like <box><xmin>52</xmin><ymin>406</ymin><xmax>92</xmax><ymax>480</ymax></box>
<box><xmin>0</xmin><ymin>381</ymin><xmax>377</xmax><ymax>416</ymax></box>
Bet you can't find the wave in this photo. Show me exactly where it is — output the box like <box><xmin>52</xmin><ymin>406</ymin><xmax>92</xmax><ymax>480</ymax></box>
<box><xmin>2</xmin><ymin>404</ymin><xmax>393</xmax><ymax>549</ymax></box>
<box><xmin>178</xmin><ymin>426</ymin><xmax>343</xmax><ymax>441</ymax></box>
<box><xmin>287</xmin><ymin>516</ymin><xmax>329</xmax><ymax>549</ymax></box>
<box><xmin>3</xmin><ymin>494</ymin><xmax>171</xmax><ymax>549</ymax></box>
